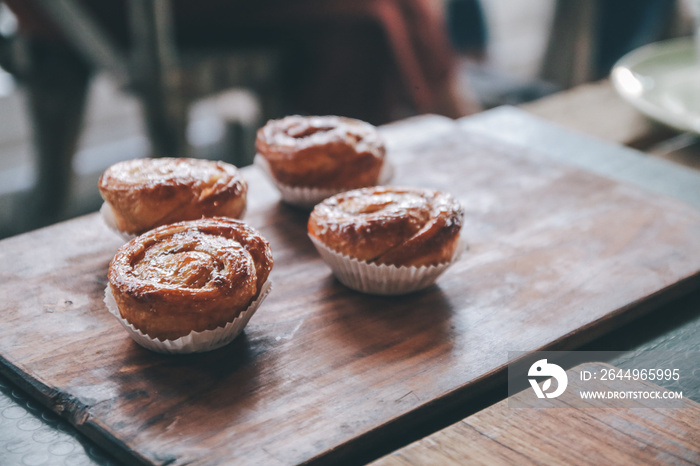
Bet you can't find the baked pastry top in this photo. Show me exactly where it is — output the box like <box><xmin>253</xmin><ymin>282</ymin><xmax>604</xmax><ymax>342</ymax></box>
<box><xmin>255</xmin><ymin>115</ymin><xmax>385</xmax><ymax>189</ymax></box>
<box><xmin>108</xmin><ymin>217</ymin><xmax>273</xmax><ymax>340</ymax></box>
<box><xmin>308</xmin><ymin>186</ymin><xmax>463</xmax><ymax>267</ymax></box>
<box><xmin>99</xmin><ymin>158</ymin><xmax>247</xmax><ymax>235</ymax></box>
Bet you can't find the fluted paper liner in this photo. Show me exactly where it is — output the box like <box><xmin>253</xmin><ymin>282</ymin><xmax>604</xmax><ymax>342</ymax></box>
<box><xmin>104</xmin><ymin>280</ymin><xmax>272</xmax><ymax>354</ymax></box>
<box><xmin>309</xmin><ymin>236</ymin><xmax>464</xmax><ymax>295</ymax></box>
<box><xmin>254</xmin><ymin>154</ymin><xmax>394</xmax><ymax>209</ymax></box>
<box><xmin>100</xmin><ymin>202</ymin><xmax>136</xmax><ymax>242</ymax></box>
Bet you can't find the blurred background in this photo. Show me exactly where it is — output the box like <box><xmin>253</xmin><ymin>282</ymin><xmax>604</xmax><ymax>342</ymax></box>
<box><xmin>0</xmin><ymin>0</ymin><xmax>694</xmax><ymax>239</ymax></box>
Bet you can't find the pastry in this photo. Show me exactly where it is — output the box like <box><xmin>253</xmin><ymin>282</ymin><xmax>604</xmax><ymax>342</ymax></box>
<box><xmin>255</xmin><ymin>115</ymin><xmax>386</xmax><ymax>191</ymax></box>
<box><xmin>98</xmin><ymin>158</ymin><xmax>247</xmax><ymax>236</ymax></box>
<box><xmin>307</xmin><ymin>186</ymin><xmax>464</xmax><ymax>294</ymax></box>
<box><xmin>107</xmin><ymin>217</ymin><xmax>273</xmax><ymax>346</ymax></box>
<box><xmin>308</xmin><ymin>186</ymin><xmax>463</xmax><ymax>267</ymax></box>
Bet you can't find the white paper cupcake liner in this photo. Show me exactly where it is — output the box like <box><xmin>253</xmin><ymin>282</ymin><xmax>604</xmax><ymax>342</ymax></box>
<box><xmin>100</xmin><ymin>202</ymin><xmax>136</xmax><ymax>242</ymax></box>
<box><xmin>254</xmin><ymin>154</ymin><xmax>394</xmax><ymax>209</ymax></box>
<box><xmin>104</xmin><ymin>280</ymin><xmax>272</xmax><ymax>354</ymax></box>
<box><xmin>309</xmin><ymin>236</ymin><xmax>464</xmax><ymax>295</ymax></box>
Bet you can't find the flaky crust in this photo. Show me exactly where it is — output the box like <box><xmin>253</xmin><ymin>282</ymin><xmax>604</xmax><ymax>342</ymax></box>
<box><xmin>255</xmin><ymin>115</ymin><xmax>385</xmax><ymax>189</ymax></box>
<box><xmin>308</xmin><ymin>187</ymin><xmax>463</xmax><ymax>267</ymax></box>
<box><xmin>98</xmin><ymin>158</ymin><xmax>247</xmax><ymax>235</ymax></box>
<box><xmin>108</xmin><ymin>217</ymin><xmax>273</xmax><ymax>341</ymax></box>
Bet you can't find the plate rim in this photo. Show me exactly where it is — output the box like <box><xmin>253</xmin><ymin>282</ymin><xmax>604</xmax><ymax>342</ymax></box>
<box><xmin>611</xmin><ymin>36</ymin><xmax>700</xmax><ymax>135</ymax></box>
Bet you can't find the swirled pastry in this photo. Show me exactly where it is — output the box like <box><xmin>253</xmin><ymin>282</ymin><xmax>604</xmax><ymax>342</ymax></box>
<box><xmin>255</xmin><ymin>115</ymin><xmax>385</xmax><ymax>189</ymax></box>
<box><xmin>308</xmin><ymin>187</ymin><xmax>463</xmax><ymax>267</ymax></box>
<box><xmin>99</xmin><ymin>158</ymin><xmax>247</xmax><ymax>235</ymax></box>
<box><xmin>108</xmin><ymin>217</ymin><xmax>273</xmax><ymax>341</ymax></box>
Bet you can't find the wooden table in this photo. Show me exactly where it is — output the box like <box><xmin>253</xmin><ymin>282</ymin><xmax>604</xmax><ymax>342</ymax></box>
<box><xmin>1</xmin><ymin>104</ymin><xmax>700</xmax><ymax>465</ymax></box>
<box><xmin>521</xmin><ymin>79</ymin><xmax>700</xmax><ymax>171</ymax></box>
<box><xmin>521</xmin><ymin>78</ymin><xmax>700</xmax><ymax>380</ymax></box>
<box><xmin>374</xmin><ymin>362</ymin><xmax>700</xmax><ymax>465</ymax></box>
<box><xmin>370</xmin><ymin>84</ymin><xmax>700</xmax><ymax>466</ymax></box>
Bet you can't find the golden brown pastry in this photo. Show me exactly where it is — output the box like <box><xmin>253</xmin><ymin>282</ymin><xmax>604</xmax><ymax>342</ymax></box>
<box><xmin>108</xmin><ymin>217</ymin><xmax>273</xmax><ymax>341</ymax></box>
<box><xmin>99</xmin><ymin>158</ymin><xmax>247</xmax><ymax>235</ymax></box>
<box><xmin>308</xmin><ymin>186</ymin><xmax>464</xmax><ymax>267</ymax></box>
<box><xmin>255</xmin><ymin>115</ymin><xmax>385</xmax><ymax>189</ymax></box>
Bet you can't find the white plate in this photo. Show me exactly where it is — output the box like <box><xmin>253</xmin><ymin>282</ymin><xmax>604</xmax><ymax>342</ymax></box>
<box><xmin>611</xmin><ymin>37</ymin><xmax>700</xmax><ymax>134</ymax></box>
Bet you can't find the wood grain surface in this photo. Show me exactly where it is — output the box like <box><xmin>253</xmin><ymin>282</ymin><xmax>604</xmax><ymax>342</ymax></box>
<box><xmin>520</xmin><ymin>79</ymin><xmax>676</xmax><ymax>150</ymax></box>
<box><xmin>374</xmin><ymin>362</ymin><xmax>700</xmax><ymax>465</ymax></box>
<box><xmin>2</xmin><ymin>113</ymin><xmax>700</xmax><ymax>465</ymax></box>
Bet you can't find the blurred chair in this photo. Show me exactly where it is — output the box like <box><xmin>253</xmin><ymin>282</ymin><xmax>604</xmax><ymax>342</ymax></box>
<box><xmin>0</xmin><ymin>0</ymin><xmax>284</xmax><ymax>227</ymax></box>
<box><xmin>0</xmin><ymin>0</ymin><xmax>468</xmax><ymax>228</ymax></box>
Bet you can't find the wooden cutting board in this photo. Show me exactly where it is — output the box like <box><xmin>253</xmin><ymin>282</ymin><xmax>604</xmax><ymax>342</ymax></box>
<box><xmin>2</xmin><ymin>112</ymin><xmax>700</xmax><ymax>465</ymax></box>
<box><xmin>374</xmin><ymin>362</ymin><xmax>700</xmax><ymax>465</ymax></box>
